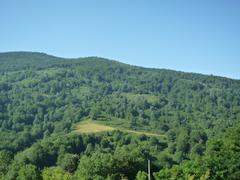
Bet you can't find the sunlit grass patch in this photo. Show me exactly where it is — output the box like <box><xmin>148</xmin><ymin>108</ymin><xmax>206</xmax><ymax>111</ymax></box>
<box><xmin>74</xmin><ymin>121</ymin><xmax>115</xmax><ymax>134</ymax></box>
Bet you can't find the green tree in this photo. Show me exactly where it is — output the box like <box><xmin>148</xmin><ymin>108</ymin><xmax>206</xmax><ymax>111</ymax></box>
<box><xmin>74</xmin><ymin>152</ymin><xmax>113</xmax><ymax>179</ymax></box>
<box><xmin>0</xmin><ymin>151</ymin><xmax>12</xmax><ymax>177</ymax></box>
<box><xmin>42</xmin><ymin>167</ymin><xmax>71</xmax><ymax>180</ymax></box>
<box><xmin>57</xmin><ymin>153</ymin><xmax>79</xmax><ymax>173</ymax></box>
<box><xmin>136</xmin><ymin>171</ymin><xmax>148</xmax><ymax>180</ymax></box>
<box><xmin>17</xmin><ymin>164</ymin><xmax>40</xmax><ymax>180</ymax></box>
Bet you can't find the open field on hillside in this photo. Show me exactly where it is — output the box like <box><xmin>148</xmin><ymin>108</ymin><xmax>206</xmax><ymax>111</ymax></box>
<box><xmin>73</xmin><ymin>120</ymin><xmax>165</xmax><ymax>138</ymax></box>
<box><xmin>74</xmin><ymin>121</ymin><xmax>115</xmax><ymax>133</ymax></box>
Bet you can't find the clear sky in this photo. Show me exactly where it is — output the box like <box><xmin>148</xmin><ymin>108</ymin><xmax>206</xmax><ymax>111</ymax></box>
<box><xmin>0</xmin><ymin>0</ymin><xmax>240</xmax><ymax>79</ymax></box>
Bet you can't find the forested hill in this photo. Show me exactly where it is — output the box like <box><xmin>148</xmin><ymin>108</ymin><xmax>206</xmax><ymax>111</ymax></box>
<box><xmin>0</xmin><ymin>52</ymin><xmax>240</xmax><ymax>179</ymax></box>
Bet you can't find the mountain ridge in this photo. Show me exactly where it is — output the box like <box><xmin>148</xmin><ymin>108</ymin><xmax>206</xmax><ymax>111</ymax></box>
<box><xmin>0</xmin><ymin>51</ymin><xmax>238</xmax><ymax>81</ymax></box>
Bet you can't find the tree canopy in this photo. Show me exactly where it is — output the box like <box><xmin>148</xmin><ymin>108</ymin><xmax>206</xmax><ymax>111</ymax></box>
<box><xmin>0</xmin><ymin>52</ymin><xmax>240</xmax><ymax>179</ymax></box>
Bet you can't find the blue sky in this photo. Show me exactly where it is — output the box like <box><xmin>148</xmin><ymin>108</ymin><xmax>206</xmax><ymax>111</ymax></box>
<box><xmin>0</xmin><ymin>0</ymin><xmax>240</xmax><ymax>79</ymax></box>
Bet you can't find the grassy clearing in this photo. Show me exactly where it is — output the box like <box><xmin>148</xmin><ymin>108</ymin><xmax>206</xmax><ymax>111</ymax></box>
<box><xmin>73</xmin><ymin>121</ymin><xmax>115</xmax><ymax>134</ymax></box>
<box><xmin>73</xmin><ymin>120</ymin><xmax>165</xmax><ymax>138</ymax></box>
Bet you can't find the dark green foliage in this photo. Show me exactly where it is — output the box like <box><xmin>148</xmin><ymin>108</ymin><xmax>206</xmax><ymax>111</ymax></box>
<box><xmin>0</xmin><ymin>52</ymin><xmax>240</xmax><ymax>179</ymax></box>
<box><xmin>57</xmin><ymin>153</ymin><xmax>79</xmax><ymax>173</ymax></box>
<box><xmin>154</xmin><ymin>125</ymin><xmax>240</xmax><ymax>180</ymax></box>
<box><xmin>0</xmin><ymin>151</ymin><xmax>12</xmax><ymax>177</ymax></box>
<box><xmin>74</xmin><ymin>144</ymin><xmax>147</xmax><ymax>179</ymax></box>
<box><xmin>17</xmin><ymin>164</ymin><xmax>40</xmax><ymax>180</ymax></box>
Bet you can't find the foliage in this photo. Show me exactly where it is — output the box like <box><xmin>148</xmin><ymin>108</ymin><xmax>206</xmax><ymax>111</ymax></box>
<box><xmin>136</xmin><ymin>171</ymin><xmax>148</xmax><ymax>180</ymax></box>
<box><xmin>0</xmin><ymin>52</ymin><xmax>240</xmax><ymax>179</ymax></box>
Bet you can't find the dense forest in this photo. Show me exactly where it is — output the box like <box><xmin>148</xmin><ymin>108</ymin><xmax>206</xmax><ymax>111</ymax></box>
<box><xmin>0</xmin><ymin>52</ymin><xmax>240</xmax><ymax>180</ymax></box>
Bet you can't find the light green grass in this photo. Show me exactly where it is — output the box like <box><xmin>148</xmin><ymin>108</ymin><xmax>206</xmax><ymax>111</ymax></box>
<box><xmin>73</xmin><ymin>121</ymin><xmax>115</xmax><ymax>134</ymax></box>
<box><xmin>73</xmin><ymin>119</ymin><xmax>165</xmax><ymax>138</ymax></box>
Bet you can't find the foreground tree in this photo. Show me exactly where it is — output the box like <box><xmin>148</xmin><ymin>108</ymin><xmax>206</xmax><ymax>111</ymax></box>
<box><xmin>17</xmin><ymin>164</ymin><xmax>40</xmax><ymax>180</ymax></box>
<box><xmin>136</xmin><ymin>171</ymin><xmax>148</xmax><ymax>180</ymax></box>
<box><xmin>42</xmin><ymin>167</ymin><xmax>71</xmax><ymax>180</ymax></box>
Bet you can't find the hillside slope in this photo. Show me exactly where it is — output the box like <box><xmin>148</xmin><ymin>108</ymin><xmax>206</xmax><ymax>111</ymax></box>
<box><xmin>0</xmin><ymin>52</ymin><xmax>240</xmax><ymax>179</ymax></box>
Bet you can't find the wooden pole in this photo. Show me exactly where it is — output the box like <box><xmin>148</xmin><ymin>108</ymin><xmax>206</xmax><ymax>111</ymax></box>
<box><xmin>148</xmin><ymin>159</ymin><xmax>151</xmax><ymax>180</ymax></box>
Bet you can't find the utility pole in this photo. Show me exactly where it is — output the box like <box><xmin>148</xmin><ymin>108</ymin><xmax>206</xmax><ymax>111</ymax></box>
<box><xmin>148</xmin><ymin>159</ymin><xmax>151</xmax><ymax>180</ymax></box>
